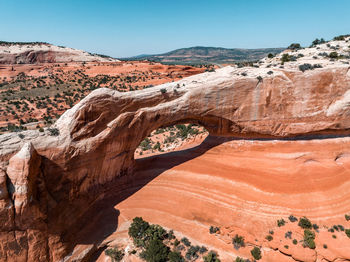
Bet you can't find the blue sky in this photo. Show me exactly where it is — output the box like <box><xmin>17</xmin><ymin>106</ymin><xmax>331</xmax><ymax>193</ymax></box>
<box><xmin>1</xmin><ymin>0</ymin><xmax>350</xmax><ymax>57</ymax></box>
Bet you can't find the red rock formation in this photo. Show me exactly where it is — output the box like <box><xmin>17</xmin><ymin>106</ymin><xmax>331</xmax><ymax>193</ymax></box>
<box><xmin>0</xmin><ymin>60</ymin><xmax>350</xmax><ymax>260</ymax></box>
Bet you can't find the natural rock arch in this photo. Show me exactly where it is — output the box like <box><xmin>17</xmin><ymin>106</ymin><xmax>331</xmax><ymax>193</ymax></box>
<box><xmin>1</xmin><ymin>65</ymin><xmax>350</xmax><ymax>260</ymax></box>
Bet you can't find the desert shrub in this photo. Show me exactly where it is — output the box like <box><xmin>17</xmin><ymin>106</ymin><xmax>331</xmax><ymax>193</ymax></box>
<box><xmin>332</xmin><ymin>234</ymin><xmax>337</xmax><ymax>239</ymax></box>
<box><xmin>345</xmin><ymin>229</ymin><xmax>350</xmax><ymax>238</ymax></box>
<box><xmin>281</xmin><ymin>53</ymin><xmax>292</xmax><ymax>63</ymax></box>
<box><xmin>140</xmin><ymin>239</ymin><xmax>169</xmax><ymax>262</ymax></box>
<box><xmin>298</xmin><ymin>217</ymin><xmax>312</xmax><ymax>229</ymax></box>
<box><xmin>232</xmin><ymin>234</ymin><xmax>245</xmax><ymax>249</ymax></box>
<box><xmin>235</xmin><ymin>257</ymin><xmax>246</xmax><ymax>262</ymax></box>
<box><xmin>329</xmin><ymin>51</ymin><xmax>339</xmax><ymax>59</ymax></box>
<box><xmin>293</xmin><ymin>239</ymin><xmax>298</xmax><ymax>245</ymax></box>
<box><xmin>267</xmin><ymin>71</ymin><xmax>273</xmax><ymax>75</ymax></box>
<box><xmin>173</xmin><ymin>239</ymin><xmax>180</xmax><ymax>246</ymax></box>
<box><xmin>288</xmin><ymin>43</ymin><xmax>301</xmax><ymax>50</ymax></box>
<box><xmin>323</xmin><ymin>244</ymin><xmax>328</xmax><ymax>249</ymax></box>
<box><xmin>18</xmin><ymin>133</ymin><xmax>25</xmax><ymax>139</ymax></box>
<box><xmin>209</xmin><ymin>226</ymin><xmax>220</xmax><ymax>234</ymax></box>
<box><xmin>167</xmin><ymin>230</ymin><xmax>175</xmax><ymax>240</ymax></box>
<box><xmin>199</xmin><ymin>246</ymin><xmax>208</xmax><ymax>254</ymax></box>
<box><xmin>298</xmin><ymin>63</ymin><xmax>322</xmax><ymax>72</ymax></box>
<box><xmin>185</xmin><ymin>245</ymin><xmax>200</xmax><ymax>260</ymax></box>
<box><xmin>160</xmin><ymin>88</ymin><xmax>167</xmax><ymax>94</ymax></box>
<box><xmin>277</xmin><ymin>219</ymin><xmax>286</xmax><ymax>227</ymax></box>
<box><xmin>311</xmin><ymin>38</ymin><xmax>326</xmax><ymax>46</ymax></box>
<box><xmin>153</xmin><ymin>141</ymin><xmax>161</xmax><ymax>151</ymax></box>
<box><xmin>168</xmin><ymin>251</ymin><xmax>184</xmax><ymax>262</ymax></box>
<box><xmin>39</xmin><ymin>127</ymin><xmax>44</xmax><ymax>132</ymax></box>
<box><xmin>312</xmin><ymin>224</ymin><xmax>319</xmax><ymax>231</ymax></box>
<box><xmin>203</xmin><ymin>251</ymin><xmax>220</xmax><ymax>262</ymax></box>
<box><xmin>303</xmin><ymin>229</ymin><xmax>316</xmax><ymax>249</ymax></box>
<box><xmin>338</xmin><ymin>225</ymin><xmax>345</xmax><ymax>231</ymax></box>
<box><xmin>180</xmin><ymin>237</ymin><xmax>191</xmax><ymax>247</ymax></box>
<box><xmin>334</xmin><ymin>35</ymin><xmax>346</xmax><ymax>41</ymax></box>
<box><xmin>257</xmin><ymin>76</ymin><xmax>263</xmax><ymax>82</ymax></box>
<box><xmin>250</xmin><ymin>247</ymin><xmax>262</xmax><ymax>260</ymax></box>
<box><xmin>285</xmin><ymin>231</ymin><xmax>292</xmax><ymax>239</ymax></box>
<box><xmin>284</xmin><ymin>245</ymin><xmax>289</xmax><ymax>249</ymax></box>
<box><xmin>265</xmin><ymin>235</ymin><xmax>273</xmax><ymax>241</ymax></box>
<box><xmin>48</xmin><ymin>127</ymin><xmax>60</xmax><ymax>136</ymax></box>
<box><xmin>289</xmin><ymin>215</ymin><xmax>298</xmax><ymax>222</ymax></box>
<box><xmin>345</xmin><ymin>214</ymin><xmax>350</xmax><ymax>221</ymax></box>
<box><xmin>105</xmin><ymin>247</ymin><xmax>124</xmax><ymax>262</ymax></box>
<box><xmin>140</xmin><ymin>138</ymin><xmax>152</xmax><ymax>151</ymax></box>
<box><xmin>267</xmin><ymin>53</ymin><xmax>274</xmax><ymax>58</ymax></box>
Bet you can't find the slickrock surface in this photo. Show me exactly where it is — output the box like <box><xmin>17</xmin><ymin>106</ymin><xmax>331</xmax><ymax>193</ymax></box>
<box><xmin>0</xmin><ymin>36</ymin><xmax>350</xmax><ymax>261</ymax></box>
<box><xmin>109</xmin><ymin>136</ymin><xmax>350</xmax><ymax>262</ymax></box>
<box><xmin>0</xmin><ymin>42</ymin><xmax>118</xmax><ymax>64</ymax></box>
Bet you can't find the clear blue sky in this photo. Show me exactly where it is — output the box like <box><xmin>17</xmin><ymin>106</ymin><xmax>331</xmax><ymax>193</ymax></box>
<box><xmin>1</xmin><ymin>0</ymin><xmax>349</xmax><ymax>57</ymax></box>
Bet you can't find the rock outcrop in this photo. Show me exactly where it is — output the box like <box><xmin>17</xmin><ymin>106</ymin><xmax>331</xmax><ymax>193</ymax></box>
<box><xmin>0</xmin><ymin>42</ymin><xmax>118</xmax><ymax>64</ymax></box>
<box><xmin>0</xmin><ymin>37</ymin><xmax>350</xmax><ymax>261</ymax></box>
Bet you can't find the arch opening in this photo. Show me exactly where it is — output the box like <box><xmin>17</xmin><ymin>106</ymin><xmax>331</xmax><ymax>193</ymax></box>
<box><xmin>134</xmin><ymin>123</ymin><xmax>208</xmax><ymax>159</ymax></box>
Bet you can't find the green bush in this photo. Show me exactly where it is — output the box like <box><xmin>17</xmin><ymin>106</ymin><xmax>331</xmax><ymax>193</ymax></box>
<box><xmin>203</xmin><ymin>251</ymin><xmax>220</xmax><ymax>262</ymax></box>
<box><xmin>209</xmin><ymin>226</ymin><xmax>220</xmax><ymax>234</ymax></box>
<box><xmin>265</xmin><ymin>235</ymin><xmax>273</xmax><ymax>241</ymax></box>
<box><xmin>180</xmin><ymin>237</ymin><xmax>191</xmax><ymax>247</ymax></box>
<box><xmin>298</xmin><ymin>217</ymin><xmax>312</xmax><ymax>229</ymax></box>
<box><xmin>232</xmin><ymin>234</ymin><xmax>245</xmax><ymax>249</ymax></box>
<box><xmin>303</xmin><ymin>229</ymin><xmax>316</xmax><ymax>249</ymax></box>
<box><xmin>250</xmin><ymin>247</ymin><xmax>262</xmax><ymax>260</ymax></box>
<box><xmin>277</xmin><ymin>219</ymin><xmax>286</xmax><ymax>227</ymax></box>
<box><xmin>267</xmin><ymin>53</ymin><xmax>274</xmax><ymax>58</ymax></box>
<box><xmin>292</xmin><ymin>239</ymin><xmax>298</xmax><ymax>245</ymax></box>
<box><xmin>105</xmin><ymin>247</ymin><xmax>124</xmax><ymax>262</ymax></box>
<box><xmin>345</xmin><ymin>214</ymin><xmax>350</xmax><ymax>221</ymax></box>
<box><xmin>288</xmin><ymin>43</ymin><xmax>301</xmax><ymax>50</ymax></box>
<box><xmin>281</xmin><ymin>54</ymin><xmax>291</xmax><ymax>63</ymax></box>
<box><xmin>168</xmin><ymin>251</ymin><xmax>184</xmax><ymax>262</ymax></box>
<box><xmin>345</xmin><ymin>229</ymin><xmax>350</xmax><ymax>238</ymax></box>
<box><xmin>140</xmin><ymin>239</ymin><xmax>169</xmax><ymax>262</ymax></box>
<box><xmin>329</xmin><ymin>52</ymin><xmax>339</xmax><ymax>59</ymax></box>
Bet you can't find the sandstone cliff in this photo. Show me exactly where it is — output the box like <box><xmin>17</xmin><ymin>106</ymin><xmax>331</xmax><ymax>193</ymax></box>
<box><xmin>0</xmin><ymin>37</ymin><xmax>350</xmax><ymax>261</ymax></box>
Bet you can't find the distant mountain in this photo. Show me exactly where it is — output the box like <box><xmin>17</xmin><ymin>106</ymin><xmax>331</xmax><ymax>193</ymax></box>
<box><xmin>127</xmin><ymin>46</ymin><xmax>285</xmax><ymax>64</ymax></box>
<box><xmin>0</xmin><ymin>41</ymin><xmax>119</xmax><ymax>64</ymax></box>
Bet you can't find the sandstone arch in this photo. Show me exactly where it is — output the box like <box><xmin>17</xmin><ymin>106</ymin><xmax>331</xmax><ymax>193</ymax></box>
<box><xmin>1</xmin><ymin>65</ymin><xmax>350</xmax><ymax>260</ymax></box>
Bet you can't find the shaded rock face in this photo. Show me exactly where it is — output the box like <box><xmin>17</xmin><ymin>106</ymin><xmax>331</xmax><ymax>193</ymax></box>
<box><xmin>0</xmin><ymin>64</ymin><xmax>350</xmax><ymax>260</ymax></box>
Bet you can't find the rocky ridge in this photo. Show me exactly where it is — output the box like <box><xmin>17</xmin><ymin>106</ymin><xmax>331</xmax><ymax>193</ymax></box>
<box><xmin>0</xmin><ymin>41</ymin><xmax>118</xmax><ymax>64</ymax></box>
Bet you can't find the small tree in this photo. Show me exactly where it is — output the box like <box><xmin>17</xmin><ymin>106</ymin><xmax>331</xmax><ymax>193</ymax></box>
<box><xmin>251</xmin><ymin>247</ymin><xmax>262</xmax><ymax>260</ymax></box>
<box><xmin>105</xmin><ymin>247</ymin><xmax>124</xmax><ymax>262</ymax></box>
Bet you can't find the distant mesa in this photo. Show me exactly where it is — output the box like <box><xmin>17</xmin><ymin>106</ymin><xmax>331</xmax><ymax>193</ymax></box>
<box><xmin>126</xmin><ymin>46</ymin><xmax>285</xmax><ymax>64</ymax></box>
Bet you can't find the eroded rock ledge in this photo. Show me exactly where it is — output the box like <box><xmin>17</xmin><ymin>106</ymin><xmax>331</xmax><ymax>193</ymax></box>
<box><xmin>0</xmin><ymin>64</ymin><xmax>350</xmax><ymax>261</ymax></box>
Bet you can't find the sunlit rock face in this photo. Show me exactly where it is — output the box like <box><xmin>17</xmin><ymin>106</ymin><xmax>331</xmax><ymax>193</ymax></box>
<box><xmin>0</xmin><ymin>38</ymin><xmax>350</xmax><ymax>261</ymax></box>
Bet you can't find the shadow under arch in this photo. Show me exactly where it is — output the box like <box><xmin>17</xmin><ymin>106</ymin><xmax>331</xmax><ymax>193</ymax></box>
<box><xmin>64</xmin><ymin>135</ymin><xmax>232</xmax><ymax>261</ymax></box>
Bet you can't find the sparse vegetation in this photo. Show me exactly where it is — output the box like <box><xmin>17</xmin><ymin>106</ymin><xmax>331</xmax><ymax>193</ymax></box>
<box><xmin>105</xmin><ymin>247</ymin><xmax>124</xmax><ymax>262</ymax></box>
<box><xmin>203</xmin><ymin>251</ymin><xmax>220</xmax><ymax>262</ymax></box>
<box><xmin>303</xmin><ymin>229</ymin><xmax>316</xmax><ymax>249</ymax></box>
<box><xmin>232</xmin><ymin>234</ymin><xmax>245</xmax><ymax>249</ymax></box>
<box><xmin>298</xmin><ymin>217</ymin><xmax>312</xmax><ymax>229</ymax></box>
<box><xmin>277</xmin><ymin>219</ymin><xmax>286</xmax><ymax>227</ymax></box>
<box><xmin>250</xmin><ymin>247</ymin><xmax>262</xmax><ymax>260</ymax></box>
